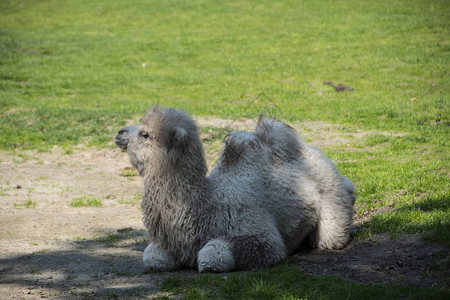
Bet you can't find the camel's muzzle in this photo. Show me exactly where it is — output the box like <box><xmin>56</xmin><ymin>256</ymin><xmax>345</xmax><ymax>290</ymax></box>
<box><xmin>115</xmin><ymin>125</ymin><xmax>138</xmax><ymax>150</ymax></box>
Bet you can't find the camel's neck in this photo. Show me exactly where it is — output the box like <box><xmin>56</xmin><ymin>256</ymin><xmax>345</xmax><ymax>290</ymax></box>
<box><xmin>142</xmin><ymin>153</ymin><xmax>208</xmax><ymax>194</ymax></box>
<box><xmin>141</xmin><ymin>165</ymin><xmax>211</xmax><ymax>267</ymax></box>
<box><xmin>141</xmin><ymin>151</ymin><xmax>211</xmax><ymax>211</ymax></box>
<box><xmin>144</xmin><ymin>169</ymin><xmax>209</xmax><ymax>201</ymax></box>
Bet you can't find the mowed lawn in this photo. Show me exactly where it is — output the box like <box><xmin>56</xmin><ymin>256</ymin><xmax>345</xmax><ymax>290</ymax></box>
<box><xmin>1</xmin><ymin>0</ymin><xmax>449</xmax><ymax>298</ymax></box>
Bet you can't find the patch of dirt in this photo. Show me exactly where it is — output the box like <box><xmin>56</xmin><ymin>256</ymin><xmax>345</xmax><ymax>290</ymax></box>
<box><xmin>195</xmin><ymin>116</ymin><xmax>403</xmax><ymax>150</ymax></box>
<box><xmin>0</xmin><ymin>119</ymin><xmax>447</xmax><ymax>298</ymax></box>
<box><xmin>293</xmin><ymin>233</ymin><xmax>449</xmax><ymax>288</ymax></box>
<box><xmin>352</xmin><ymin>203</ymin><xmax>396</xmax><ymax>228</ymax></box>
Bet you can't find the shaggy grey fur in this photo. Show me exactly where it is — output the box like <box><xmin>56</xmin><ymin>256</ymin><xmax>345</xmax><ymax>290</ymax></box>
<box><xmin>115</xmin><ymin>106</ymin><xmax>356</xmax><ymax>272</ymax></box>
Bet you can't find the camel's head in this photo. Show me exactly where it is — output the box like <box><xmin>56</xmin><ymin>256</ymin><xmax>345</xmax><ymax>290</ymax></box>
<box><xmin>118</xmin><ymin>106</ymin><xmax>206</xmax><ymax>177</ymax></box>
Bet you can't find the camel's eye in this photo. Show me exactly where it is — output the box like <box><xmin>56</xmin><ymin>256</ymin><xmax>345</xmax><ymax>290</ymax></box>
<box><xmin>140</xmin><ymin>132</ymin><xmax>150</xmax><ymax>139</ymax></box>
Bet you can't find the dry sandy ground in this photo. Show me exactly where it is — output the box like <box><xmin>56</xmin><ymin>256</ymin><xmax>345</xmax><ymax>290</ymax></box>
<box><xmin>0</xmin><ymin>118</ymin><xmax>448</xmax><ymax>299</ymax></box>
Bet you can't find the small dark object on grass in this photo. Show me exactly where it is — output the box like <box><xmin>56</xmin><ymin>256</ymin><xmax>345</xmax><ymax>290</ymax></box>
<box><xmin>200</xmin><ymin>132</ymin><xmax>214</xmax><ymax>141</ymax></box>
<box><xmin>323</xmin><ymin>81</ymin><xmax>354</xmax><ymax>92</ymax></box>
<box><xmin>16</xmin><ymin>184</ymin><xmax>22</xmax><ymax>189</ymax></box>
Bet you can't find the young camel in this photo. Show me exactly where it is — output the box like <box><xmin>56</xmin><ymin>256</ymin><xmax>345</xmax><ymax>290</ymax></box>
<box><xmin>115</xmin><ymin>106</ymin><xmax>355</xmax><ymax>272</ymax></box>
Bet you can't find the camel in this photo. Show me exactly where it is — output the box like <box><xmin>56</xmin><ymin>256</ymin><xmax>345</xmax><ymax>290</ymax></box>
<box><xmin>115</xmin><ymin>106</ymin><xmax>356</xmax><ymax>272</ymax></box>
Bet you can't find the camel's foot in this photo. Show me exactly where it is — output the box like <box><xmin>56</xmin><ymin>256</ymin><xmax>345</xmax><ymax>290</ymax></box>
<box><xmin>197</xmin><ymin>239</ymin><xmax>236</xmax><ymax>273</ymax></box>
<box><xmin>143</xmin><ymin>242</ymin><xmax>179</xmax><ymax>272</ymax></box>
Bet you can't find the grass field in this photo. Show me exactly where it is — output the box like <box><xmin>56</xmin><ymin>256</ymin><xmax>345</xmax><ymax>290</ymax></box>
<box><xmin>1</xmin><ymin>0</ymin><xmax>449</xmax><ymax>298</ymax></box>
<box><xmin>157</xmin><ymin>263</ymin><xmax>448</xmax><ymax>300</ymax></box>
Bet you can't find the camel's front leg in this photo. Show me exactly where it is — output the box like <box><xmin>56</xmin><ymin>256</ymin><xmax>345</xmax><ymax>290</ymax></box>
<box><xmin>197</xmin><ymin>234</ymin><xmax>287</xmax><ymax>272</ymax></box>
<box><xmin>143</xmin><ymin>241</ymin><xmax>180</xmax><ymax>272</ymax></box>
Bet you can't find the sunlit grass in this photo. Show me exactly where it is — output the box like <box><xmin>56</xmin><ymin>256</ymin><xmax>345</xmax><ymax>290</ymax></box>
<box><xmin>119</xmin><ymin>167</ymin><xmax>138</xmax><ymax>177</ymax></box>
<box><xmin>14</xmin><ymin>199</ymin><xmax>37</xmax><ymax>208</ymax></box>
<box><xmin>70</xmin><ymin>196</ymin><xmax>102</xmax><ymax>207</ymax></box>
<box><xmin>156</xmin><ymin>263</ymin><xmax>449</xmax><ymax>299</ymax></box>
<box><xmin>0</xmin><ymin>0</ymin><xmax>448</xmax><ymax>149</ymax></box>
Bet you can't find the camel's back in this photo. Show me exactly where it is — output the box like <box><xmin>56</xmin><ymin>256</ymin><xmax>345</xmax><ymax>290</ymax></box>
<box><xmin>209</xmin><ymin>131</ymin><xmax>319</xmax><ymax>251</ymax></box>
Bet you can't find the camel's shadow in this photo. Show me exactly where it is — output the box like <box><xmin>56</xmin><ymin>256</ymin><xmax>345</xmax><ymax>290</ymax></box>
<box><xmin>0</xmin><ymin>229</ymin><xmax>173</xmax><ymax>298</ymax></box>
<box><xmin>1</xmin><ymin>227</ymin><xmax>447</xmax><ymax>298</ymax></box>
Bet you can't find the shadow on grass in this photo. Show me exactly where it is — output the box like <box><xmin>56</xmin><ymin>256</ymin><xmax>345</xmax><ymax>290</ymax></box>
<box><xmin>361</xmin><ymin>194</ymin><xmax>450</xmax><ymax>245</ymax></box>
<box><xmin>162</xmin><ymin>261</ymin><xmax>450</xmax><ymax>300</ymax></box>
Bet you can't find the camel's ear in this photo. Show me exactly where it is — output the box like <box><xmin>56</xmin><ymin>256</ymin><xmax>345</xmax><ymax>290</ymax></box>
<box><xmin>169</xmin><ymin>126</ymin><xmax>188</xmax><ymax>149</ymax></box>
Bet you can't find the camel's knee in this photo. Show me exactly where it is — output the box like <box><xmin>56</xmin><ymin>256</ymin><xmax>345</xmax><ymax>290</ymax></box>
<box><xmin>227</xmin><ymin>234</ymin><xmax>287</xmax><ymax>270</ymax></box>
<box><xmin>198</xmin><ymin>238</ymin><xmax>236</xmax><ymax>273</ymax></box>
<box><xmin>198</xmin><ymin>235</ymin><xmax>286</xmax><ymax>272</ymax></box>
<box><xmin>143</xmin><ymin>242</ymin><xmax>179</xmax><ymax>272</ymax></box>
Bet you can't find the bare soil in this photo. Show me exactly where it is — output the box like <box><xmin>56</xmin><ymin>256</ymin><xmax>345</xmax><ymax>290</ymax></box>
<box><xmin>293</xmin><ymin>233</ymin><xmax>448</xmax><ymax>288</ymax></box>
<box><xmin>0</xmin><ymin>118</ymin><xmax>448</xmax><ymax>299</ymax></box>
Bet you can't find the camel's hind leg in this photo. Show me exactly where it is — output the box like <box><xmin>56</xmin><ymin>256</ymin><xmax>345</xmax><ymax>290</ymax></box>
<box><xmin>198</xmin><ymin>234</ymin><xmax>287</xmax><ymax>272</ymax></box>
<box><xmin>309</xmin><ymin>220</ymin><xmax>352</xmax><ymax>250</ymax></box>
<box><xmin>309</xmin><ymin>202</ymin><xmax>354</xmax><ymax>250</ymax></box>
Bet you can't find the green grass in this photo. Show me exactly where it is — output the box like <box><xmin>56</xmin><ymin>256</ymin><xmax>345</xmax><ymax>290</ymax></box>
<box><xmin>0</xmin><ymin>187</ymin><xmax>8</xmax><ymax>196</ymax></box>
<box><xmin>96</xmin><ymin>230</ymin><xmax>142</xmax><ymax>248</ymax></box>
<box><xmin>119</xmin><ymin>167</ymin><xmax>138</xmax><ymax>177</ymax></box>
<box><xmin>361</xmin><ymin>195</ymin><xmax>450</xmax><ymax>244</ymax></box>
<box><xmin>97</xmin><ymin>233</ymin><xmax>122</xmax><ymax>248</ymax></box>
<box><xmin>156</xmin><ymin>263</ymin><xmax>449</xmax><ymax>299</ymax></box>
<box><xmin>1</xmin><ymin>0</ymin><xmax>449</xmax><ymax>297</ymax></box>
<box><xmin>29</xmin><ymin>269</ymin><xmax>43</xmax><ymax>275</ymax></box>
<box><xmin>14</xmin><ymin>199</ymin><xmax>37</xmax><ymax>208</ymax></box>
<box><xmin>0</xmin><ymin>0</ymin><xmax>448</xmax><ymax>150</ymax></box>
<box><xmin>330</xmin><ymin>133</ymin><xmax>450</xmax><ymax>245</ymax></box>
<box><xmin>70</xmin><ymin>196</ymin><xmax>102</xmax><ymax>207</ymax></box>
